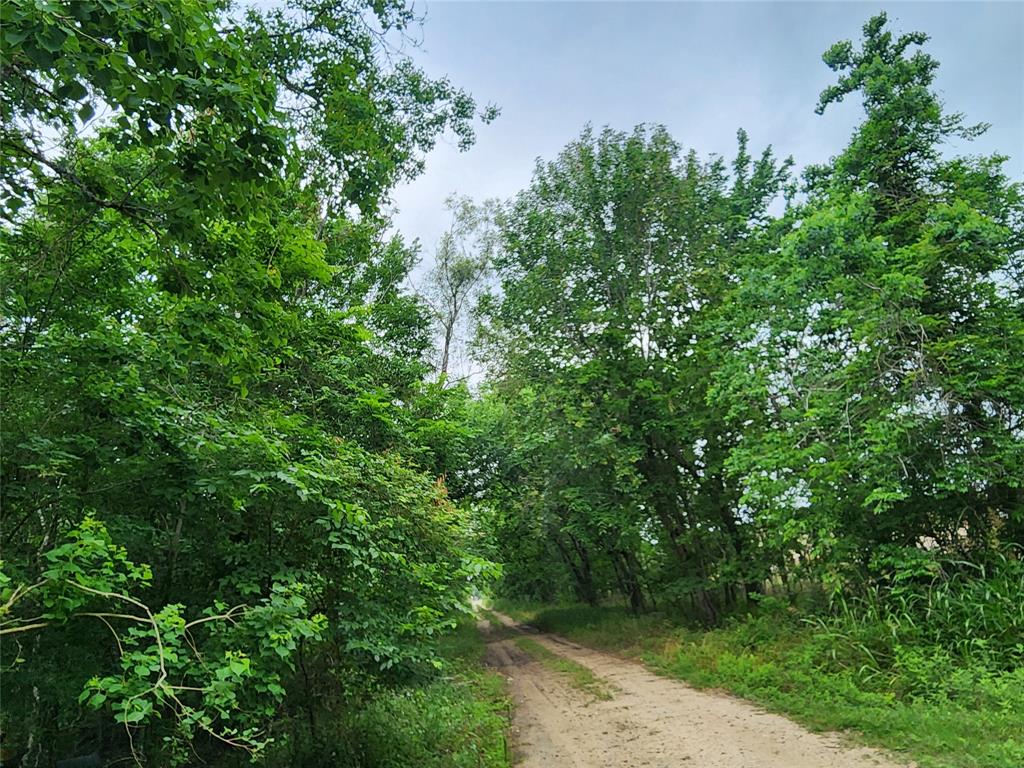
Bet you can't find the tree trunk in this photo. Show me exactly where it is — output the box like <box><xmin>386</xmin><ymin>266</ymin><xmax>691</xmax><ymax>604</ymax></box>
<box><xmin>440</xmin><ymin>319</ymin><xmax>454</xmax><ymax>376</ymax></box>
<box><xmin>553</xmin><ymin>533</ymin><xmax>598</xmax><ymax>606</ymax></box>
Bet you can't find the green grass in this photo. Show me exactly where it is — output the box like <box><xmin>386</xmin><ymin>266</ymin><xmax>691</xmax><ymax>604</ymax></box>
<box><xmin>478</xmin><ymin>608</ymin><xmax>516</xmax><ymax>639</ymax></box>
<box><xmin>495</xmin><ymin>598</ymin><xmax>1024</xmax><ymax>768</ymax></box>
<box><xmin>346</xmin><ymin>620</ymin><xmax>512</xmax><ymax>768</ymax></box>
<box><xmin>512</xmin><ymin>636</ymin><xmax>615</xmax><ymax>701</ymax></box>
<box><xmin>269</xmin><ymin>619</ymin><xmax>512</xmax><ymax>768</ymax></box>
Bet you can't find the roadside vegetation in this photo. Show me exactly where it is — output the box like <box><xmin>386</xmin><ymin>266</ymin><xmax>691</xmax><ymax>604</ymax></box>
<box><xmin>497</xmin><ymin>577</ymin><xmax>1024</xmax><ymax>768</ymax></box>
<box><xmin>323</xmin><ymin>620</ymin><xmax>511</xmax><ymax>768</ymax></box>
<box><xmin>1</xmin><ymin>1</ymin><xmax>501</xmax><ymax>765</ymax></box>
<box><xmin>512</xmin><ymin>636</ymin><xmax>615</xmax><ymax>702</ymax></box>
<box><xmin>1</xmin><ymin>2</ymin><xmax>1020</xmax><ymax>766</ymax></box>
<box><xmin>478</xmin><ymin>13</ymin><xmax>1023</xmax><ymax>768</ymax></box>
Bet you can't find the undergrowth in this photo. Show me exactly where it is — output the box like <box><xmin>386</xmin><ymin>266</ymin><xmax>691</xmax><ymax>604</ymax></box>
<box><xmin>494</xmin><ymin>555</ymin><xmax>1024</xmax><ymax>768</ymax></box>
<box><xmin>267</xmin><ymin>620</ymin><xmax>511</xmax><ymax>768</ymax></box>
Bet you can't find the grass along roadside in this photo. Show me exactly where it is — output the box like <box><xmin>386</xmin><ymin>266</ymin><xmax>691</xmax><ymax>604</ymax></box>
<box><xmin>295</xmin><ymin>619</ymin><xmax>512</xmax><ymax>768</ymax></box>
<box><xmin>494</xmin><ymin>599</ymin><xmax>1024</xmax><ymax>768</ymax></box>
<box><xmin>479</xmin><ymin>608</ymin><xmax>518</xmax><ymax>639</ymax></box>
<box><xmin>512</xmin><ymin>636</ymin><xmax>616</xmax><ymax>702</ymax></box>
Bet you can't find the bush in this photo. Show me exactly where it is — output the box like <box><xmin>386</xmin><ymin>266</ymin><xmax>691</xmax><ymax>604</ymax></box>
<box><xmin>261</xmin><ymin>621</ymin><xmax>510</xmax><ymax>768</ymax></box>
<box><xmin>497</xmin><ymin>576</ymin><xmax>1024</xmax><ymax>768</ymax></box>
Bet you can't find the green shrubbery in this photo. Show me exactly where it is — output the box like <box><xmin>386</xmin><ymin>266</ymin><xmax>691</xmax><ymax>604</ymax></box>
<box><xmin>496</xmin><ymin>555</ymin><xmax>1024</xmax><ymax>768</ymax></box>
<box><xmin>830</xmin><ymin>550</ymin><xmax>1024</xmax><ymax>670</ymax></box>
<box><xmin>264</xmin><ymin>621</ymin><xmax>510</xmax><ymax>768</ymax></box>
<box><xmin>331</xmin><ymin>672</ymin><xmax>508</xmax><ymax>768</ymax></box>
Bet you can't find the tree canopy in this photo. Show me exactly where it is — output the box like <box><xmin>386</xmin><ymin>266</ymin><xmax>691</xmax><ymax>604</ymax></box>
<box><xmin>1</xmin><ymin>7</ymin><xmax>1020</xmax><ymax>767</ymax></box>
<box><xmin>2</xmin><ymin>0</ymin><xmax>495</xmax><ymax>763</ymax></box>
<box><xmin>477</xmin><ymin>14</ymin><xmax>1022</xmax><ymax>621</ymax></box>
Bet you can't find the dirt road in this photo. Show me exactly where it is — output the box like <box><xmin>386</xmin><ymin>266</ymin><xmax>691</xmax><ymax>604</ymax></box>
<box><xmin>481</xmin><ymin>611</ymin><xmax>908</xmax><ymax>768</ymax></box>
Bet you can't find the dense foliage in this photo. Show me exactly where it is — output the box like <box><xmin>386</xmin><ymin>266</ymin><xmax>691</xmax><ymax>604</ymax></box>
<box><xmin>2</xmin><ymin>1</ymin><xmax>496</xmax><ymax>765</ymax></box>
<box><xmin>479</xmin><ymin>14</ymin><xmax>1022</xmax><ymax>624</ymax></box>
<box><xmin>477</xmin><ymin>124</ymin><xmax>790</xmax><ymax>618</ymax></box>
<box><xmin>1</xmin><ymin>6</ymin><xmax>1020</xmax><ymax>768</ymax></box>
<box><xmin>477</xmin><ymin>19</ymin><xmax>1022</xmax><ymax>765</ymax></box>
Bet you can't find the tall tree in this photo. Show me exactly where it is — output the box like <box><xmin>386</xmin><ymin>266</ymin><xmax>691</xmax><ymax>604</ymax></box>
<box><xmin>711</xmin><ymin>13</ymin><xmax>1024</xmax><ymax>584</ymax></box>
<box><xmin>1</xmin><ymin>1</ymin><xmax>497</xmax><ymax>764</ymax></box>
<box><xmin>479</xmin><ymin>125</ymin><xmax>788</xmax><ymax>617</ymax></box>
<box><xmin>423</xmin><ymin>195</ymin><xmax>498</xmax><ymax>379</ymax></box>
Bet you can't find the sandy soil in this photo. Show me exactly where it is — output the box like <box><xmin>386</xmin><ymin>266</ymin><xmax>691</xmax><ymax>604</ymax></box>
<box><xmin>480</xmin><ymin>611</ymin><xmax>910</xmax><ymax>768</ymax></box>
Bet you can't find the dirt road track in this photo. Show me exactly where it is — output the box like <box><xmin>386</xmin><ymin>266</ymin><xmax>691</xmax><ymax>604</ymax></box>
<box><xmin>481</xmin><ymin>611</ymin><xmax>909</xmax><ymax>768</ymax></box>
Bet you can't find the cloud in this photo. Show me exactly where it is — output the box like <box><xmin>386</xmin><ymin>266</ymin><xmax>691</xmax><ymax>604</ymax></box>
<box><xmin>389</xmin><ymin>1</ymin><xmax>1023</xmax><ymax>254</ymax></box>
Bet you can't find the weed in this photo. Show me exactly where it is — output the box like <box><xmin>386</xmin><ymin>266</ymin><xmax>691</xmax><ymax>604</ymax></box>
<box><xmin>495</xmin><ymin>595</ymin><xmax>1024</xmax><ymax>768</ymax></box>
<box><xmin>512</xmin><ymin>637</ymin><xmax>615</xmax><ymax>701</ymax></box>
<box><xmin>267</xmin><ymin>620</ymin><xmax>512</xmax><ymax>768</ymax></box>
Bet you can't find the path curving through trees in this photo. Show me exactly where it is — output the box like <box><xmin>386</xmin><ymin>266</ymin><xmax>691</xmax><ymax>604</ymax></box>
<box><xmin>481</xmin><ymin>612</ymin><xmax>909</xmax><ymax>768</ymax></box>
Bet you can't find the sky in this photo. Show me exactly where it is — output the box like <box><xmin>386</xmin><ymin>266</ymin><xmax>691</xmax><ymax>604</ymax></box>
<box><xmin>386</xmin><ymin>1</ymin><xmax>1024</xmax><ymax>258</ymax></box>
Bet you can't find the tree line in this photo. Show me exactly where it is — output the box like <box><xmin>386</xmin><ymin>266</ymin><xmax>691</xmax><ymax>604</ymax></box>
<box><xmin>475</xmin><ymin>15</ymin><xmax>1023</xmax><ymax>626</ymax></box>
<box><xmin>1</xmin><ymin>3</ymin><xmax>1021</xmax><ymax>767</ymax></box>
<box><xmin>2</xmin><ymin>0</ymin><xmax>497</xmax><ymax>764</ymax></box>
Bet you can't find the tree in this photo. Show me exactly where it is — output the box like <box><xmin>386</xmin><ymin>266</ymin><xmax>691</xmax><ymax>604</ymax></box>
<box><xmin>1</xmin><ymin>0</ymin><xmax>497</xmax><ymax>225</ymax></box>
<box><xmin>478</xmin><ymin>125</ymin><xmax>789</xmax><ymax>617</ymax></box>
<box><xmin>710</xmin><ymin>13</ymin><xmax>1024</xmax><ymax>585</ymax></box>
<box><xmin>1</xmin><ymin>1</ymin><xmax>498</xmax><ymax>763</ymax></box>
<box><xmin>422</xmin><ymin>195</ymin><xmax>498</xmax><ymax>379</ymax></box>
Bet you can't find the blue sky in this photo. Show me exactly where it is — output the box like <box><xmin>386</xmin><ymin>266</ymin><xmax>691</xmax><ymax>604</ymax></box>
<box><xmin>387</xmin><ymin>1</ymin><xmax>1024</xmax><ymax>256</ymax></box>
